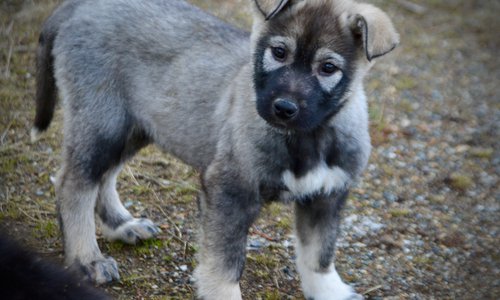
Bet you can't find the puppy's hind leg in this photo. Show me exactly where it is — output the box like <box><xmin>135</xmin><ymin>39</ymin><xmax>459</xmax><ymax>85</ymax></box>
<box><xmin>57</xmin><ymin>165</ymin><xmax>119</xmax><ymax>285</ymax></box>
<box><xmin>58</xmin><ymin>106</ymin><xmax>152</xmax><ymax>284</ymax></box>
<box><xmin>97</xmin><ymin>163</ymin><xmax>160</xmax><ymax>245</ymax></box>
<box><xmin>295</xmin><ymin>192</ymin><xmax>363</xmax><ymax>300</ymax></box>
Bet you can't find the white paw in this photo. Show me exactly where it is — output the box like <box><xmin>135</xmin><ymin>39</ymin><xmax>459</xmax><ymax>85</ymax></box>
<box><xmin>75</xmin><ymin>256</ymin><xmax>120</xmax><ymax>285</ymax></box>
<box><xmin>194</xmin><ymin>264</ymin><xmax>242</xmax><ymax>300</ymax></box>
<box><xmin>304</xmin><ymin>280</ymin><xmax>363</xmax><ymax>300</ymax></box>
<box><xmin>299</xmin><ymin>266</ymin><xmax>362</xmax><ymax>300</ymax></box>
<box><xmin>102</xmin><ymin>218</ymin><xmax>161</xmax><ymax>244</ymax></box>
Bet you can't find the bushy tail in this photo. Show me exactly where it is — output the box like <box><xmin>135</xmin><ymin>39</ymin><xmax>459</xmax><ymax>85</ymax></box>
<box><xmin>31</xmin><ymin>0</ymin><xmax>81</xmax><ymax>142</ymax></box>
<box><xmin>31</xmin><ymin>28</ymin><xmax>57</xmax><ymax>142</ymax></box>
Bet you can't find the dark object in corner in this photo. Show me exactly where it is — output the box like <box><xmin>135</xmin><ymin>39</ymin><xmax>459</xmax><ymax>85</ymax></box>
<box><xmin>0</xmin><ymin>235</ymin><xmax>110</xmax><ymax>300</ymax></box>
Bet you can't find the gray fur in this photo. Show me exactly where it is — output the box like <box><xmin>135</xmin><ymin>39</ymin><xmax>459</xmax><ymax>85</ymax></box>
<box><xmin>34</xmin><ymin>0</ymin><xmax>398</xmax><ymax>298</ymax></box>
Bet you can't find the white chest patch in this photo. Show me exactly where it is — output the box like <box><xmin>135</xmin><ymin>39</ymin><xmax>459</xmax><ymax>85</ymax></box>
<box><xmin>282</xmin><ymin>163</ymin><xmax>350</xmax><ymax>198</ymax></box>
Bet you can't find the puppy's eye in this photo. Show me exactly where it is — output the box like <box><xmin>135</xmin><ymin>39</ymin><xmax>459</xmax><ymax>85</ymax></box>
<box><xmin>271</xmin><ymin>46</ymin><xmax>287</xmax><ymax>62</ymax></box>
<box><xmin>319</xmin><ymin>62</ymin><xmax>339</xmax><ymax>76</ymax></box>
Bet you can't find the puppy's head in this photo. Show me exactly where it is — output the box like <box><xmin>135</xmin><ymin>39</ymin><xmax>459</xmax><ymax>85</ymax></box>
<box><xmin>251</xmin><ymin>0</ymin><xmax>399</xmax><ymax>132</ymax></box>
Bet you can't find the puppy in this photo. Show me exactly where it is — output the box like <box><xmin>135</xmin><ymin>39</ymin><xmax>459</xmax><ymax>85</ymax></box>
<box><xmin>33</xmin><ymin>0</ymin><xmax>398</xmax><ymax>299</ymax></box>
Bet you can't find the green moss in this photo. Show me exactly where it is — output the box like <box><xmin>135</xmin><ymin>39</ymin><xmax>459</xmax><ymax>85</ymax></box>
<box><xmin>369</xmin><ymin>104</ymin><xmax>384</xmax><ymax>124</ymax></box>
<box><xmin>414</xmin><ymin>255</ymin><xmax>434</xmax><ymax>268</ymax></box>
<box><xmin>0</xmin><ymin>202</ymin><xmax>21</xmax><ymax>220</ymax></box>
<box><xmin>134</xmin><ymin>238</ymin><xmax>164</xmax><ymax>256</ymax></box>
<box><xmin>389</xmin><ymin>209</ymin><xmax>411</xmax><ymax>218</ymax></box>
<box><xmin>177</xmin><ymin>184</ymin><xmax>198</xmax><ymax>195</ymax></box>
<box><xmin>447</xmin><ymin>173</ymin><xmax>473</xmax><ymax>190</ymax></box>
<box><xmin>369</xmin><ymin>103</ymin><xmax>389</xmax><ymax>142</ymax></box>
<box><xmin>162</xmin><ymin>183</ymin><xmax>198</xmax><ymax>204</ymax></box>
<box><xmin>131</xmin><ymin>185</ymin><xmax>150</xmax><ymax>196</ymax></box>
<box><xmin>161</xmin><ymin>183</ymin><xmax>198</xmax><ymax>195</ymax></box>
<box><xmin>120</xmin><ymin>274</ymin><xmax>148</xmax><ymax>285</ymax></box>
<box><xmin>469</xmin><ymin>147</ymin><xmax>493</xmax><ymax>159</ymax></box>
<box><xmin>381</xmin><ymin>164</ymin><xmax>395</xmax><ymax>177</ymax></box>
<box><xmin>248</xmin><ymin>253</ymin><xmax>279</xmax><ymax>269</ymax></box>
<box><xmin>492</xmin><ymin>252</ymin><xmax>500</xmax><ymax>263</ymax></box>
<box><xmin>398</xmin><ymin>98</ymin><xmax>415</xmax><ymax>113</ymax></box>
<box><xmin>34</xmin><ymin>220</ymin><xmax>58</xmax><ymax>239</ymax></box>
<box><xmin>394</xmin><ymin>75</ymin><xmax>417</xmax><ymax>90</ymax></box>
<box><xmin>0</xmin><ymin>157</ymin><xmax>16</xmax><ymax>174</ymax></box>
<box><xmin>429</xmin><ymin>195</ymin><xmax>446</xmax><ymax>204</ymax></box>
<box><xmin>252</xmin><ymin>269</ymin><xmax>269</xmax><ymax>280</ymax></box>
<box><xmin>265</xmin><ymin>202</ymin><xmax>282</xmax><ymax>218</ymax></box>
<box><xmin>367</xmin><ymin>78</ymin><xmax>381</xmax><ymax>91</ymax></box>
<box><xmin>276</xmin><ymin>216</ymin><xmax>292</xmax><ymax>231</ymax></box>
<box><xmin>163</xmin><ymin>254</ymin><xmax>174</xmax><ymax>263</ymax></box>
<box><xmin>257</xmin><ymin>290</ymin><xmax>281</xmax><ymax>300</ymax></box>
<box><xmin>106</xmin><ymin>241</ymin><xmax>125</xmax><ymax>252</ymax></box>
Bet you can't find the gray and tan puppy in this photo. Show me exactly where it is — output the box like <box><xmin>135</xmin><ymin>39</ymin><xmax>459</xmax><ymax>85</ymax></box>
<box><xmin>33</xmin><ymin>0</ymin><xmax>398</xmax><ymax>299</ymax></box>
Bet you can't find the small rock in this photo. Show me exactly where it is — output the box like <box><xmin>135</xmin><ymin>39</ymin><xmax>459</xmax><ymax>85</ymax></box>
<box><xmin>247</xmin><ymin>238</ymin><xmax>264</xmax><ymax>251</ymax></box>
<box><xmin>415</xmin><ymin>195</ymin><xmax>426</xmax><ymax>202</ymax></box>
<box><xmin>383</xmin><ymin>191</ymin><xmax>398</xmax><ymax>203</ymax></box>
<box><xmin>380</xmin><ymin>234</ymin><xmax>403</xmax><ymax>249</ymax></box>
<box><xmin>401</xmin><ymin>118</ymin><xmax>411</xmax><ymax>127</ymax></box>
<box><xmin>179</xmin><ymin>265</ymin><xmax>188</xmax><ymax>272</ymax></box>
<box><xmin>353</xmin><ymin>242</ymin><xmax>366</xmax><ymax>248</ymax></box>
<box><xmin>361</xmin><ymin>218</ymin><xmax>385</xmax><ymax>232</ymax></box>
<box><xmin>455</xmin><ymin>144</ymin><xmax>470</xmax><ymax>153</ymax></box>
<box><xmin>431</xmin><ymin>89</ymin><xmax>443</xmax><ymax>101</ymax></box>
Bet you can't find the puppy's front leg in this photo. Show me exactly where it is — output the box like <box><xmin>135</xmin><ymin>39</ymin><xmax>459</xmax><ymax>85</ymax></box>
<box><xmin>295</xmin><ymin>192</ymin><xmax>363</xmax><ymax>300</ymax></box>
<box><xmin>194</xmin><ymin>164</ymin><xmax>261</xmax><ymax>300</ymax></box>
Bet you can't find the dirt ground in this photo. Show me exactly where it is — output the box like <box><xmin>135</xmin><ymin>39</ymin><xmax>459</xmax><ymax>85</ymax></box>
<box><xmin>0</xmin><ymin>0</ymin><xmax>498</xmax><ymax>299</ymax></box>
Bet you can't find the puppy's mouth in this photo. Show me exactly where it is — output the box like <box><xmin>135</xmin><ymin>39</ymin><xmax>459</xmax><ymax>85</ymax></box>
<box><xmin>263</xmin><ymin>115</ymin><xmax>315</xmax><ymax>134</ymax></box>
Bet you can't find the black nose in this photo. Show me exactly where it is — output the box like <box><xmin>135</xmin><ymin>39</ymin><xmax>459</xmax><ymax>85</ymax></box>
<box><xmin>273</xmin><ymin>99</ymin><xmax>298</xmax><ymax>120</ymax></box>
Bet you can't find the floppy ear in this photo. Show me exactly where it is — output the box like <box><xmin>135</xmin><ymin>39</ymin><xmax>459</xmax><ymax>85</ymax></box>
<box><xmin>253</xmin><ymin>0</ymin><xmax>291</xmax><ymax>20</ymax></box>
<box><xmin>349</xmin><ymin>4</ymin><xmax>400</xmax><ymax>61</ymax></box>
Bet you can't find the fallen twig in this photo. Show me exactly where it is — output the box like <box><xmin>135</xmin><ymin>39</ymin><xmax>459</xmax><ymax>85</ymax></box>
<box><xmin>396</xmin><ymin>0</ymin><xmax>427</xmax><ymax>14</ymax></box>
<box><xmin>362</xmin><ymin>284</ymin><xmax>383</xmax><ymax>295</ymax></box>
<box><xmin>251</xmin><ymin>226</ymin><xmax>276</xmax><ymax>242</ymax></box>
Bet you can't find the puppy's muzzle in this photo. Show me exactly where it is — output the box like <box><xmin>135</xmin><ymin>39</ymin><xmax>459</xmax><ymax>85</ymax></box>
<box><xmin>272</xmin><ymin>98</ymin><xmax>299</xmax><ymax>121</ymax></box>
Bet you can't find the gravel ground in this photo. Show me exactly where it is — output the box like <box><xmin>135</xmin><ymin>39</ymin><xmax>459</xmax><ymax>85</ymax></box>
<box><xmin>0</xmin><ymin>0</ymin><xmax>498</xmax><ymax>299</ymax></box>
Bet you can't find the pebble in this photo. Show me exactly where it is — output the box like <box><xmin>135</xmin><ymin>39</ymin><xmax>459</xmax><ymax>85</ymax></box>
<box><xmin>361</xmin><ymin>218</ymin><xmax>385</xmax><ymax>232</ymax></box>
<box><xmin>415</xmin><ymin>195</ymin><xmax>426</xmax><ymax>202</ymax></box>
<box><xmin>247</xmin><ymin>238</ymin><xmax>264</xmax><ymax>250</ymax></box>
<box><xmin>431</xmin><ymin>89</ymin><xmax>443</xmax><ymax>102</ymax></box>
<box><xmin>282</xmin><ymin>239</ymin><xmax>292</xmax><ymax>248</ymax></box>
<box><xmin>383</xmin><ymin>191</ymin><xmax>398</xmax><ymax>203</ymax></box>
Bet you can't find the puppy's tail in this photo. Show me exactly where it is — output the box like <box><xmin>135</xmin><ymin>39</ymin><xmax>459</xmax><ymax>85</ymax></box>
<box><xmin>31</xmin><ymin>1</ymin><xmax>80</xmax><ymax>142</ymax></box>
<box><xmin>31</xmin><ymin>26</ymin><xmax>57</xmax><ymax>142</ymax></box>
